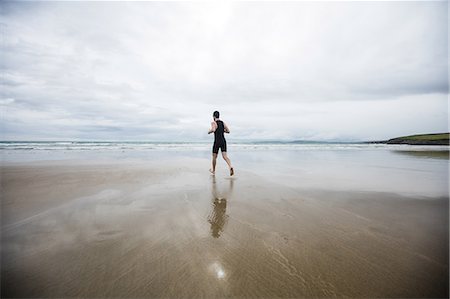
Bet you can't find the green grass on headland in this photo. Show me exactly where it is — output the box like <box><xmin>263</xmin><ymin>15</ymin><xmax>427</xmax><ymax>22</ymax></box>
<box><xmin>385</xmin><ymin>133</ymin><xmax>449</xmax><ymax>145</ymax></box>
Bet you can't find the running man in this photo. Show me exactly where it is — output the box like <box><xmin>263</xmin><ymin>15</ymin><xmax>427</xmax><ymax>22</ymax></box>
<box><xmin>208</xmin><ymin>111</ymin><xmax>234</xmax><ymax>176</ymax></box>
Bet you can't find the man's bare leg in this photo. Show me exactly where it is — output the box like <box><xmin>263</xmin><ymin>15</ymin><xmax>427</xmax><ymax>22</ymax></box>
<box><xmin>221</xmin><ymin>152</ymin><xmax>234</xmax><ymax>176</ymax></box>
<box><xmin>210</xmin><ymin>153</ymin><xmax>218</xmax><ymax>174</ymax></box>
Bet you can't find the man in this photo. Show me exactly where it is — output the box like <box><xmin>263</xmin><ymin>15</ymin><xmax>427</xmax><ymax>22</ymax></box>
<box><xmin>208</xmin><ymin>111</ymin><xmax>234</xmax><ymax>176</ymax></box>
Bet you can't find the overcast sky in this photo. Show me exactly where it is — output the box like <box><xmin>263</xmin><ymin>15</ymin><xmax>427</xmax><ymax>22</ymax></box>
<box><xmin>0</xmin><ymin>1</ymin><xmax>448</xmax><ymax>141</ymax></box>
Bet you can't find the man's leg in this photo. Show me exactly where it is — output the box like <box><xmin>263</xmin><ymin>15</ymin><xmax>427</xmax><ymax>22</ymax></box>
<box><xmin>211</xmin><ymin>153</ymin><xmax>218</xmax><ymax>174</ymax></box>
<box><xmin>221</xmin><ymin>152</ymin><xmax>233</xmax><ymax>175</ymax></box>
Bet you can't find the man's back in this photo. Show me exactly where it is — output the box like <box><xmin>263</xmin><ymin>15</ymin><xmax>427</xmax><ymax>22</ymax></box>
<box><xmin>214</xmin><ymin>120</ymin><xmax>225</xmax><ymax>143</ymax></box>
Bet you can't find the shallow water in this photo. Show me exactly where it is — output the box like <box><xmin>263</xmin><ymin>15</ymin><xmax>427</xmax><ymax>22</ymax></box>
<box><xmin>231</xmin><ymin>148</ymin><xmax>449</xmax><ymax>197</ymax></box>
<box><xmin>2</xmin><ymin>143</ymin><xmax>448</xmax><ymax>197</ymax></box>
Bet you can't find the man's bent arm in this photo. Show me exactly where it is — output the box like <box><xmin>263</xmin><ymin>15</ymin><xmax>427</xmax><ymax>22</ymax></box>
<box><xmin>224</xmin><ymin>123</ymin><xmax>230</xmax><ymax>134</ymax></box>
<box><xmin>208</xmin><ymin>122</ymin><xmax>217</xmax><ymax>134</ymax></box>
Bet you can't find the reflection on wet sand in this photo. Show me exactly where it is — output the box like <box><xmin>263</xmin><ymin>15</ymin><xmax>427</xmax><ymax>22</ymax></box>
<box><xmin>391</xmin><ymin>150</ymin><xmax>449</xmax><ymax>160</ymax></box>
<box><xmin>208</xmin><ymin>177</ymin><xmax>233</xmax><ymax>238</ymax></box>
<box><xmin>1</xmin><ymin>159</ymin><xmax>448</xmax><ymax>298</ymax></box>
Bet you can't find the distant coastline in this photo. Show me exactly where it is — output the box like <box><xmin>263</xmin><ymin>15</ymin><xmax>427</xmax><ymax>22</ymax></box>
<box><xmin>366</xmin><ymin>133</ymin><xmax>450</xmax><ymax>146</ymax></box>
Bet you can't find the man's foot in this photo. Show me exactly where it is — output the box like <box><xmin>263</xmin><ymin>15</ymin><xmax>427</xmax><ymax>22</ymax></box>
<box><xmin>209</xmin><ymin>169</ymin><xmax>215</xmax><ymax>175</ymax></box>
<box><xmin>230</xmin><ymin>167</ymin><xmax>234</xmax><ymax>176</ymax></box>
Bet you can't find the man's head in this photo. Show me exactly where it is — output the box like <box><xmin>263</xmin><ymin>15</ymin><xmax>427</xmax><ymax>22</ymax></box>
<box><xmin>213</xmin><ymin>111</ymin><xmax>220</xmax><ymax>119</ymax></box>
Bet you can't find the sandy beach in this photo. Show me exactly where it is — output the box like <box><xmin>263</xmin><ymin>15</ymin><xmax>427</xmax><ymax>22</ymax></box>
<box><xmin>1</xmin><ymin>156</ymin><xmax>448</xmax><ymax>298</ymax></box>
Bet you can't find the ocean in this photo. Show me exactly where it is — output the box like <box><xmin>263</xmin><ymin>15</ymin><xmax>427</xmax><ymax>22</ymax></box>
<box><xmin>1</xmin><ymin>140</ymin><xmax>448</xmax><ymax>154</ymax></box>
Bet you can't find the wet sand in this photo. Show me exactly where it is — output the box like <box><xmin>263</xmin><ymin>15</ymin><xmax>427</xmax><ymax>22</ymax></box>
<box><xmin>1</xmin><ymin>158</ymin><xmax>448</xmax><ymax>298</ymax></box>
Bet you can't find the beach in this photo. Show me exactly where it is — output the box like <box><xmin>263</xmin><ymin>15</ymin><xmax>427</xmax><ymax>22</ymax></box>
<box><xmin>1</xmin><ymin>146</ymin><xmax>448</xmax><ymax>298</ymax></box>
<box><xmin>3</xmin><ymin>0</ymin><xmax>448</xmax><ymax>297</ymax></box>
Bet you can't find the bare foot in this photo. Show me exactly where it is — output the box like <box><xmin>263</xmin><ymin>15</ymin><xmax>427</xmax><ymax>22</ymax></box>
<box><xmin>230</xmin><ymin>167</ymin><xmax>234</xmax><ymax>176</ymax></box>
<box><xmin>209</xmin><ymin>169</ymin><xmax>215</xmax><ymax>175</ymax></box>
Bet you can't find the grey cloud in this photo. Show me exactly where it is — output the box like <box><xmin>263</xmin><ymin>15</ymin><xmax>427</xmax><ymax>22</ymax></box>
<box><xmin>0</xmin><ymin>1</ymin><xmax>447</xmax><ymax>141</ymax></box>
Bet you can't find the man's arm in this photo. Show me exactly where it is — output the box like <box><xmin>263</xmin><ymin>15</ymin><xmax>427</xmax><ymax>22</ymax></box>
<box><xmin>224</xmin><ymin>123</ymin><xmax>230</xmax><ymax>134</ymax></box>
<box><xmin>208</xmin><ymin>121</ymin><xmax>217</xmax><ymax>134</ymax></box>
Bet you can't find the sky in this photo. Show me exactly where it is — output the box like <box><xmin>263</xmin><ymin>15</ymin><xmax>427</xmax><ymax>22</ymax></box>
<box><xmin>0</xmin><ymin>1</ymin><xmax>448</xmax><ymax>142</ymax></box>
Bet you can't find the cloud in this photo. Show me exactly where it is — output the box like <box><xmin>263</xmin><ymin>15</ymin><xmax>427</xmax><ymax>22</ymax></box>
<box><xmin>0</xmin><ymin>1</ymin><xmax>447</xmax><ymax>141</ymax></box>
<box><xmin>0</xmin><ymin>98</ymin><xmax>15</xmax><ymax>105</ymax></box>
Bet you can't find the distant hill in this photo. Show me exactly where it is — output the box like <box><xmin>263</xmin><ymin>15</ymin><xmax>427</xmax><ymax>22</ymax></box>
<box><xmin>367</xmin><ymin>133</ymin><xmax>449</xmax><ymax>145</ymax></box>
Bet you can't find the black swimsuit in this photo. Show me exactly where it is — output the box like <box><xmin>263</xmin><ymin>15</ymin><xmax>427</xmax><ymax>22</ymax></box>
<box><xmin>213</xmin><ymin>120</ymin><xmax>227</xmax><ymax>153</ymax></box>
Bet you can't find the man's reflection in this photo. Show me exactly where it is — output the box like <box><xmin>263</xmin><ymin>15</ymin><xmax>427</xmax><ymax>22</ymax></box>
<box><xmin>208</xmin><ymin>176</ymin><xmax>233</xmax><ymax>238</ymax></box>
